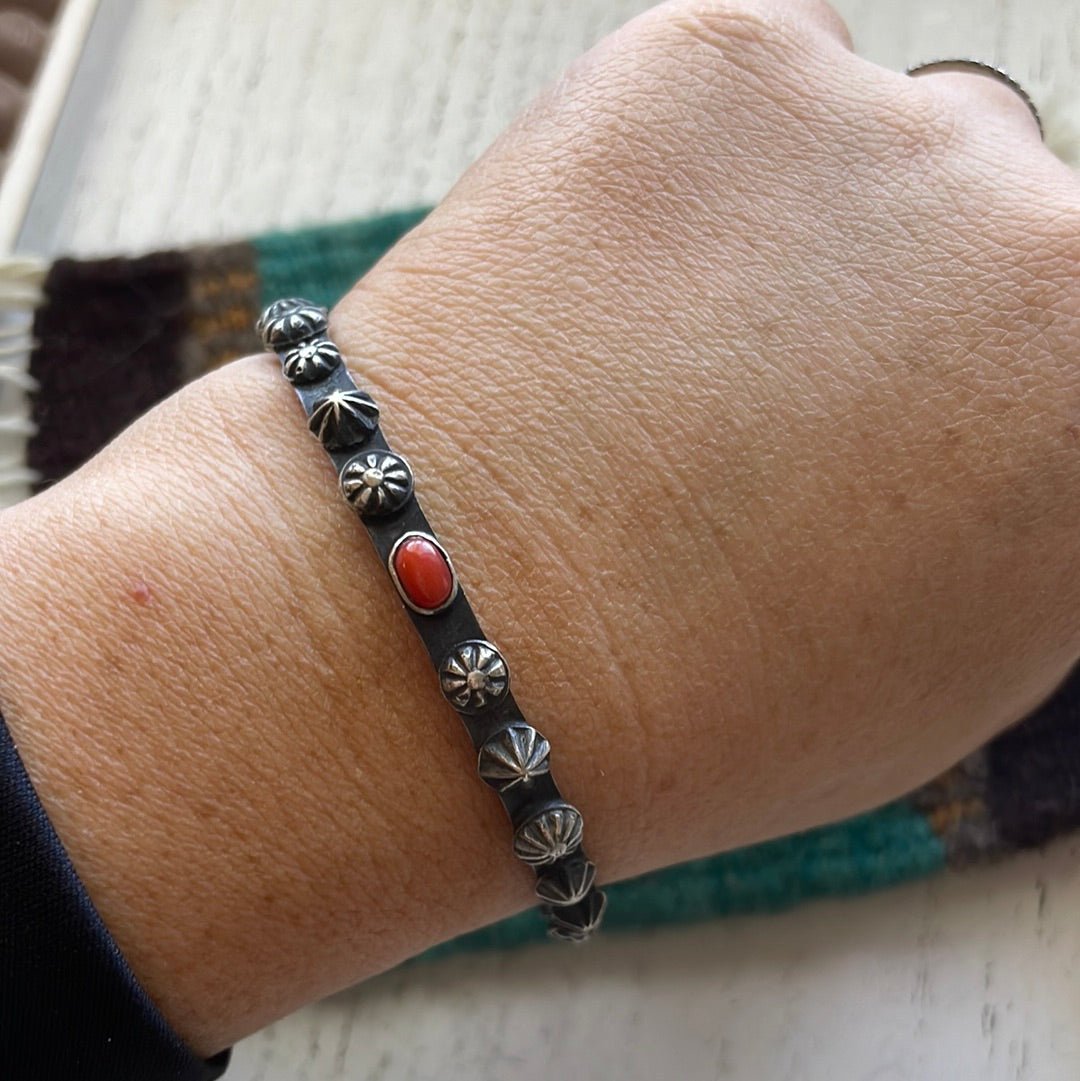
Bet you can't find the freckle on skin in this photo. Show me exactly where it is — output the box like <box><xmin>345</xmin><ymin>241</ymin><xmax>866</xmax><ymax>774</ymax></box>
<box><xmin>129</xmin><ymin>580</ymin><xmax>153</xmax><ymax>606</ymax></box>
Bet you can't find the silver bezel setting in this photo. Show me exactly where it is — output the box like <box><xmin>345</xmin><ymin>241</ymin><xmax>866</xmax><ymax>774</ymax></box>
<box><xmin>387</xmin><ymin>530</ymin><xmax>459</xmax><ymax>615</ymax></box>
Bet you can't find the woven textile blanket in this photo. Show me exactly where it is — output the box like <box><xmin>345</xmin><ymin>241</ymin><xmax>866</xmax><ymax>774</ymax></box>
<box><xmin>15</xmin><ymin>209</ymin><xmax>1080</xmax><ymax>956</ymax></box>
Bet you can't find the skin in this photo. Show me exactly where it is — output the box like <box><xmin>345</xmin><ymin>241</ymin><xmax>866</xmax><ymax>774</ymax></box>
<box><xmin>1</xmin><ymin>0</ymin><xmax>1079</xmax><ymax>1058</ymax></box>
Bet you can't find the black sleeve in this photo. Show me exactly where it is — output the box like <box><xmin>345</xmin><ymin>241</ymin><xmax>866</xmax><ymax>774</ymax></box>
<box><xmin>0</xmin><ymin>708</ymin><xmax>232</xmax><ymax>1080</ymax></box>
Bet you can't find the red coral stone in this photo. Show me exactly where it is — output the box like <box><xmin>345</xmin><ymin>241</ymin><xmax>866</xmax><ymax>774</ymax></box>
<box><xmin>393</xmin><ymin>535</ymin><xmax>454</xmax><ymax>611</ymax></box>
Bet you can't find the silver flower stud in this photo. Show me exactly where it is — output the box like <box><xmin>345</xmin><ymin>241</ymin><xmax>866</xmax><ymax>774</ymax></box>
<box><xmin>256</xmin><ymin>298</ymin><xmax>329</xmax><ymax>350</ymax></box>
<box><xmin>340</xmin><ymin>450</ymin><xmax>413</xmax><ymax>517</ymax></box>
<box><xmin>440</xmin><ymin>640</ymin><xmax>509</xmax><ymax>713</ymax></box>
<box><xmin>281</xmin><ymin>337</ymin><xmax>342</xmax><ymax>384</ymax></box>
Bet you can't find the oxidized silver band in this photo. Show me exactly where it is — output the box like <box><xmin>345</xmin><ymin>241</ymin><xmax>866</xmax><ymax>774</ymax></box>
<box><xmin>257</xmin><ymin>298</ymin><xmax>606</xmax><ymax>942</ymax></box>
<box><xmin>906</xmin><ymin>58</ymin><xmax>1043</xmax><ymax>139</ymax></box>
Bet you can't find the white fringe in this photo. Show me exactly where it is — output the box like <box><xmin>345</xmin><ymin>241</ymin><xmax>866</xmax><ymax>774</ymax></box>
<box><xmin>0</xmin><ymin>256</ymin><xmax>45</xmax><ymax>508</ymax></box>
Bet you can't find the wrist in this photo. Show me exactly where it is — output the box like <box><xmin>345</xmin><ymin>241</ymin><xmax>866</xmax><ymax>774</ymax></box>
<box><xmin>0</xmin><ymin>329</ymin><xmax>662</xmax><ymax>1054</ymax></box>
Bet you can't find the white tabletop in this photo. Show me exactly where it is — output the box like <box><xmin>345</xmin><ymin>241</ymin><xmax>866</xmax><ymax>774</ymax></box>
<box><xmin>19</xmin><ymin>1</ymin><xmax>1080</xmax><ymax>1078</ymax></box>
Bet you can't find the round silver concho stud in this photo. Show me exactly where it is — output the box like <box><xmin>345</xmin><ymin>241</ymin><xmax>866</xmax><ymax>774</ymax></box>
<box><xmin>478</xmin><ymin>723</ymin><xmax>550</xmax><ymax>792</ymax></box>
<box><xmin>905</xmin><ymin>58</ymin><xmax>1043</xmax><ymax>139</ymax></box>
<box><xmin>546</xmin><ymin>889</ymin><xmax>608</xmax><ymax>943</ymax></box>
<box><xmin>257</xmin><ymin>298</ymin><xmax>329</xmax><ymax>350</ymax></box>
<box><xmin>308</xmin><ymin>388</ymin><xmax>380</xmax><ymax>449</ymax></box>
<box><xmin>535</xmin><ymin>857</ymin><xmax>597</xmax><ymax>907</ymax></box>
<box><xmin>340</xmin><ymin>450</ymin><xmax>414</xmax><ymax>518</ymax></box>
<box><xmin>513</xmin><ymin>802</ymin><xmax>584</xmax><ymax>866</ymax></box>
<box><xmin>439</xmin><ymin>639</ymin><xmax>510</xmax><ymax>713</ymax></box>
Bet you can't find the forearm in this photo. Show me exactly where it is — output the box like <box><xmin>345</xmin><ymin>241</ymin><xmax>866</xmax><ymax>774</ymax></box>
<box><xmin>2</xmin><ymin>196</ymin><xmax>1074</xmax><ymax>1060</ymax></box>
<box><xmin>0</xmin><ymin>324</ymin><xmax>714</xmax><ymax>1056</ymax></box>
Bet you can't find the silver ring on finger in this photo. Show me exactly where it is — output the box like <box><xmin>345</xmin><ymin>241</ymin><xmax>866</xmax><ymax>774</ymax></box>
<box><xmin>905</xmin><ymin>58</ymin><xmax>1043</xmax><ymax>140</ymax></box>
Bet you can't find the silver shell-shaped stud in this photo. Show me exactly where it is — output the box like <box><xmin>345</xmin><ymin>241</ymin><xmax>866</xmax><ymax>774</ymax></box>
<box><xmin>547</xmin><ymin>889</ymin><xmax>607</xmax><ymax>942</ymax></box>
<box><xmin>441</xmin><ymin>639</ymin><xmax>509</xmax><ymax>713</ymax></box>
<box><xmin>256</xmin><ymin>298</ymin><xmax>329</xmax><ymax>350</ymax></box>
<box><xmin>478</xmin><ymin>723</ymin><xmax>550</xmax><ymax>791</ymax></box>
<box><xmin>535</xmin><ymin>858</ymin><xmax>597</xmax><ymax>907</ymax></box>
<box><xmin>513</xmin><ymin>803</ymin><xmax>584</xmax><ymax>866</ymax></box>
<box><xmin>281</xmin><ymin>337</ymin><xmax>342</xmax><ymax>384</ymax></box>
<box><xmin>308</xmin><ymin>388</ymin><xmax>380</xmax><ymax>449</ymax></box>
<box><xmin>340</xmin><ymin>450</ymin><xmax>413</xmax><ymax>517</ymax></box>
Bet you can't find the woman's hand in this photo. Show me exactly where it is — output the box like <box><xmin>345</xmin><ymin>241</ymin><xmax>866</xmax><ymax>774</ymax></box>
<box><xmin>1</xmin><ymin>0</ymin><xmax>1077</xmax><ymax>1055</ymax></box>
<box><xmin>334</xmin><ymin>0</ymin><xmax>1080</xmax><ymax>854</ymax></box>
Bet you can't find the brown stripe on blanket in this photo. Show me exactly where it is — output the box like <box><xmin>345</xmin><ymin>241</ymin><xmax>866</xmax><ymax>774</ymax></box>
<box><xmin>29</xmin><ymin>252</ymin><xmax>191</xmax><ymax>490</ymax></box>
<box><xmin>182</xmin><ymin>243</ymin><xmax>262</xmax><ymax>380</ymax></box>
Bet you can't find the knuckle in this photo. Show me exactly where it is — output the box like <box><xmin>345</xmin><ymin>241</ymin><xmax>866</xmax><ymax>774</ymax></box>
<box><xmin>645</xmin><ymin>0</ymin><xmax>850</xmax><ymax>54</ymax></box>
<box><xmin>875</xmin><ymin>80</ymin><xmax>964</xmax><ymax>160</ymax></box>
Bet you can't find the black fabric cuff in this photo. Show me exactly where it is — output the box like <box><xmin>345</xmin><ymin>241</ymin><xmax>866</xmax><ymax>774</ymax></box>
<box><xmin>0</xmin><ymin>709</ymin><xmax>231</xmax><ymax>1080</ymax></box>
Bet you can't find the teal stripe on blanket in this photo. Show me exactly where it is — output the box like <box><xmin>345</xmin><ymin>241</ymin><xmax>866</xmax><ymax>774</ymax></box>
<box><xmin>254</xmin><ymin>208</ymin><xmax>430</xmax><ymax>309</ymax></box>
